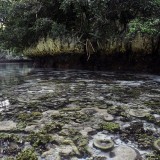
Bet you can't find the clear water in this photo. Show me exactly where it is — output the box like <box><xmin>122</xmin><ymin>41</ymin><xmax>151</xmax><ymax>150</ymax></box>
<box><xmin>0</xmin><ymin>63</ymin><xmax>160</xmax><ymax>160</ymax></box>
<box><xmin>0</xmin><ymin>63</ymin><xmax>32</xmax><ymax>89</ymax></box>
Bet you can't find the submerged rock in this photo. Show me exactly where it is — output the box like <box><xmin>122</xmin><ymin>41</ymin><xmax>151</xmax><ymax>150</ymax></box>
<box><xmin>16</xmin><ymin>148</ymin><xmax>38</xmax><ymax>160</ymax></box>
<box><xmin>25</xmin><ymin>124</ymin><xmax>44</xmax><ymax>132</ymax></box>
<box><xmin>80</xmin><ymin>127</ymin><xmax>96</xmax><ymax>136</ymax></box>
<box><xmin>110</xmin><ymin>145</ymin><xmax>141</xmax><ymax>160</ymax></box>
<box><xmin>93</xmin><ymin>138</ymin><xmax>114</xmax><ymax>151</ymax></box>
<box><xmin>0</xmin><ymin>121</ymin><xmax>17</xmax><ymax>131</ymax></box>
<box><xmin>128</xmin><ymin>109</ymin><xmax>149</xmax><ymax>118</ymax></box>
<box><xmin>100</xmin><ymin>122</ymin><xmax>120</xmax><ymax>133</ymax></box>
<box><xmin>153</xmin><ymin>139</ymin><xmax>160</xmax><ymax>152</ymax></box>
<box><xmin>81</xmin><ymin>108</ymin><xmax>97</xmax><ymax>116</ymax></box>
<box><xmin>91</xmin><ymin>155</ymin><xmax>108</xmax><ymax>160</ymax></box>
<box><xmin>103</xmin><ymin>113</ymin><xmax>114</xmax><ymax>122</ymax></box>
<box><xmin>59</xmin><ymin>145</ymin><xmax>75</xmax><ymax>157</ymax></box>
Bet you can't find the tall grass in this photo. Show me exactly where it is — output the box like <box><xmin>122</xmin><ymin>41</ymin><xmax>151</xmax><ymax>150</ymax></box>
<box><xmin>24</xmin><ymin>37</ymin><xmax>83</xmax><ymax>57</ymax></box>
<box><xmin>24</xmin><ymin>33</ymin><xmax>152</xmax><ymax>57</ymax></box>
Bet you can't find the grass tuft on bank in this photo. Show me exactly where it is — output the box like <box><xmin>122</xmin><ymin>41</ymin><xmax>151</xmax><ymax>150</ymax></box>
<box><xmin>24</xmin><ymin>37</ymin><xmax>83</xmax><ymax>57</ymax></box>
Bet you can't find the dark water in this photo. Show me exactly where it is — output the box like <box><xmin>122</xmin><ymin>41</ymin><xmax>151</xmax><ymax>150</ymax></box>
<box><xmin>0</xmin><ymin>63</ymin><xmax>160</xmax><ymax>159</ymax></box>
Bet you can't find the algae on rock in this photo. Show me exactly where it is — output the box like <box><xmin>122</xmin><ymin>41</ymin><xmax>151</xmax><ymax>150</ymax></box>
<box><xmin>16</xmin><ymin>148</ymin><xmax>38</xmax><ymax>160</ymax></box>
<box><xmin>100</xmin><ymin>122</ymin><xmax>120</xmax><ymax>133</ymax></box>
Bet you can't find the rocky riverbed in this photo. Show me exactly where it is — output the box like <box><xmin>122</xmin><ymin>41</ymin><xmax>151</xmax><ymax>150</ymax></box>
<box><xmin>0</xmin><ymin>66</ymin><xmax>160</xmax><ymax>160</ymax></box>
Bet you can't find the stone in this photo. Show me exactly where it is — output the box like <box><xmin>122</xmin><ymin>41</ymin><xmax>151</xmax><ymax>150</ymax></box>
<box><xmin>93</xmin><ymin>138</ymin><xmax>114</xmax><ymax>151</ymax></box>
<box><xmin>153</xmin><ymin>139</ymin><xmax>160</xmax><ymax>152</ymax></box>
<box><xmin>128</xmin><ymin>109</ymin><xmax>149</xmax><ymax>118</ymax></box>
<box><xmin>25</xmin><ymin>125</ymin><xmax>44</xmax><ymax>132</ymax></box>
<box><xmin>103</xmin><ymin>113</ymin><xmax>114</xmax><ymax>121</ymax></box>
<box><xmin>24</xmin><ymin>142</ymin><xmax>32</xmax><ymax>150</ymax></box>
<box><xmin>92</xmin><ymin>156</ymin><xmax>108</xmax><ymax>160</ymax></box>
<box><xmin>110</xmin><ymin>145</ymin><xmax>141</xmax><ymax>160</ymax></box>
<box><xmin>0</xmin><ymin>121</ymin><xmax>17</xmax><ymax>131</ymax></box>
<box><xmin>42</xmin><ymin>149</ymin><xmax>60</xmax><ymax>160</ymax></box>
<box><xmin>71</xmin><ymin>157</ymin><xmax>79</xmax><ymax>160</ymax></box>
<box><xmin>62</xmin><ymin>105</ymin><xmax>81</xmax><ymax>111</ymax></box>
<box><xmin>42</xmin><ymin>110</ymin><xmax>60</xmax><ymax>118</ymax></box>
<box><xmin>80</xmin><ymin>127</ymin><xmax>95</xmax><ymax>136</ymax></box>
<box><xmin>81</xmin><ymin>108</ymin><xmax>97</xmax><ymax>115</ymax></box>
<box><xmin>59</xmin><ymin>145</ymin><xmax>74</xmax><ymax>156</ymax></box>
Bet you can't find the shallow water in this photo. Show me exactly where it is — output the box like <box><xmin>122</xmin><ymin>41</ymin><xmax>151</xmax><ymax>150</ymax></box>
<box><xmin>0</xmin><ymin>63</ymin><xmax>160</xmax><ymax>159</ymax></box>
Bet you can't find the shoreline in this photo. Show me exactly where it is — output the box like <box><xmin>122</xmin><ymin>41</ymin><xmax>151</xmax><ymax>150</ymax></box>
<box><xmin>0</xmin><ymin>53</ymin><xmax>160</xmax><ymax>75</ymax></box>
<box><xmin>0</xmin><ymin>59</ymin><xmax>32</xmax><ymax>63</ymax></box>
<box><xmin>31</xmin><ymin>53</ymin><xmax>160</xmax><ymax>74</ymax></box>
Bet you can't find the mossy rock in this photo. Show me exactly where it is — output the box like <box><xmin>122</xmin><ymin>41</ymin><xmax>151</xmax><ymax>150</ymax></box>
<box><xmin>146</xmin><ymin>152</ymin><xmax>160</xmax><ymax>160</ymax></box>
<box><xmin>4</xmin><ymin>144</ymin><xmax>21</xmax><ymax>156</ymax></box>
<box><xmin>136</xmin><ymin>134</ymin><xmax>154</xmax><ymax>149</ymax></box>
<box><xmin>0</xmin><ymin>134</ymin><xmax>24</xmax><ymax>156</ymax></box>
<box><xmin>41</xmin><ymin>122</ymin><xmax>63</xmax><ymax>133</ymax></box>
<box><xmin>17</xmin><ymin>121</ymin><xmax>27</xmax><ymax>130</ymax></box>
<box><xmin>156</xmin><ymin>120</ymin><xmax>160</xmax><ymax>127</ymax></box>
<box><xmin>100</xmin><ymin>122</ymin><xmax>120</xmax><ymax>133</ymax></box>
<box><xmin>59</xmin><ymin>128</ymin><xmax>80</xmax><ymax>137</ymax></box>
<box><xmin>145</xmin><ymin>114</ymin><xmax>156</xmax><ymax>123</ymax></box>
<box><xmin>76</xmin><ymin>137</ymin><xmax>89</xmax><ymax>154</ymax></box>
<box><xmin>107</xmin><ymin>107</ymin><xmax>119</xmax><ymax>115</ymax></box>
<box><xmin>144</xmin><ymin>101</ymin><xmax>160</xmax><ymax>109</ymax></box>
<box><xmin>27</xmin><ymin>132</ymin><xmax>52</xmax><ymax>150</ymax></box>
<box><xmin>16</xmin><ymin>148</ymin><xmax>38</xmax><ymax>160</ymax></box>
<box><xmin>153</xmin><ymin>139</ymin><xmax>160</xmax><ymax>152</ymax></box>
<box><xmin>107</xmin><ymin>106</ymin><xmax>125</xmax><ymax>116</ymax></box>
<box><xmin>67</xmin><ymin>112</ymin><xmax>90</xmax><ymax>123</ymax></box>
<box><xmin>91</xmin><ymin>156</ymin><xmax>107</xmax><ymax>160</ymax></box>
<box><xmin>0</xmin><ymin>133</ymin><xmax>20</xmax><ymax>142</ymax></box>
<box><xmin>17</xmin><ymin>112</ymin><xmax>42</xmax><ymax>122</ymax></box>
<box><xmin>103</xmin><ymin>114</ymin><xmax>114</xmax><ymax>122</ymax></box>
<box><xmin>26</xmin><ymin>102</ymin><xmax>40</xmax><ymax>110</ymax></box>
<box><xmin>98</xmin><ymin>105</ymin><xmax>108</xmax><ymax>109</ymax></box>
<box><xmin>51</xmin><ymin>114</ymin><xmax>63</xmax><ymax>120</ymax></box>
<box><xmin>60</xmin><ymin>129</ymin><xmax>89</xmax><ymax>155</ymax></box>
<box><xmin>81</xmin><ymin>108</ymin><xmax>97</xmax><ymax>116</ymax></box>
<box><xmin>61</xmin><ymin>106</ymin><xmax>81</xmax><ymax>112</ymax></box>
<box><xmin>128</xmin><ymin>109</ymin><xmax>149</xmax><ymax>118</ymax></box>
<box><xmin>4</xmin><ymin>157</ymin><xmax>15</xmax><ymax>160</ymax></box>
<box><xmin>93</xmin><ymin>138</ymin><xmax>114</xmax><ymax>151</ymax></box>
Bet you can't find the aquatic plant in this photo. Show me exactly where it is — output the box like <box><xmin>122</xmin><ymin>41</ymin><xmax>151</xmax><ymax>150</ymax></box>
<box><xmin>17</xmin><ymin>112</ymin><xmax>42</xmax><ymax>122</ymax></box>
<box><xmin>16</xmin><ymin>148</ymin><xmax>38</xmax><ymax>160</ymax></box>
<box><xmin>100</xmin><ymin>122</ymin><xmax>120</xmax><ymax>133</ymax></box>
<box><xmin>26</xmin><ymin>132</ymin><xmax>52</xmax><ymax>150</ymax></box>
<box><xmin>41</xmin><ymin>122</ymin><xmax>63</xmax><ymax>133</ymax></box>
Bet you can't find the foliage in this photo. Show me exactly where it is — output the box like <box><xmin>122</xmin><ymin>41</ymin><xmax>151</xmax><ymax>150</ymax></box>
<box><xmin>128</xmin><ymin>18</ymin><xmax>160</xmax><ymax>36</ymax></box>
<box><xmin>0</xmin><ymin>0</ymin><xmax>160</xmax><ymax>54</ymax></box>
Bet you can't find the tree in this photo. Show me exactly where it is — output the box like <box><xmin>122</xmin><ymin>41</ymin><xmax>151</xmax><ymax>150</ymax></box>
<box><xmin>0</xmin><ymin>0</ymin><xmax>159</xmax><ymax>55</ymax></box>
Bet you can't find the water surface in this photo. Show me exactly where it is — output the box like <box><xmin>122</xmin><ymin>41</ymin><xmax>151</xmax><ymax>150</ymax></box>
<box><xmin>0</xmin><ymin>63</ymin><xmax>160</xmax><ymax>160</ymax></box>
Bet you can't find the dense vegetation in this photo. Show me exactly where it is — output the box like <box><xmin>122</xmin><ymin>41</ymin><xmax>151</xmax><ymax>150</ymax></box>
<box><xmin>0</xmin><ymin>0</ymin><xmax>160</xmax><ymax>57</ymax></box>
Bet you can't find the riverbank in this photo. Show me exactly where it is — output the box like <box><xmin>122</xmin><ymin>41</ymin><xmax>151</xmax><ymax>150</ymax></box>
<box><xmin>31</xmin><ymin>53</ymin><xmax>160</xmax><ymax>74</ymax></box>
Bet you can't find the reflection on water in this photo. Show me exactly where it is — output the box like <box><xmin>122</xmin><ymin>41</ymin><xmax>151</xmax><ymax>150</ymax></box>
<box><xmin>0</xmin><ymin>63</ymin><xmax>32</xmax><ymax>89</ymax></box>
